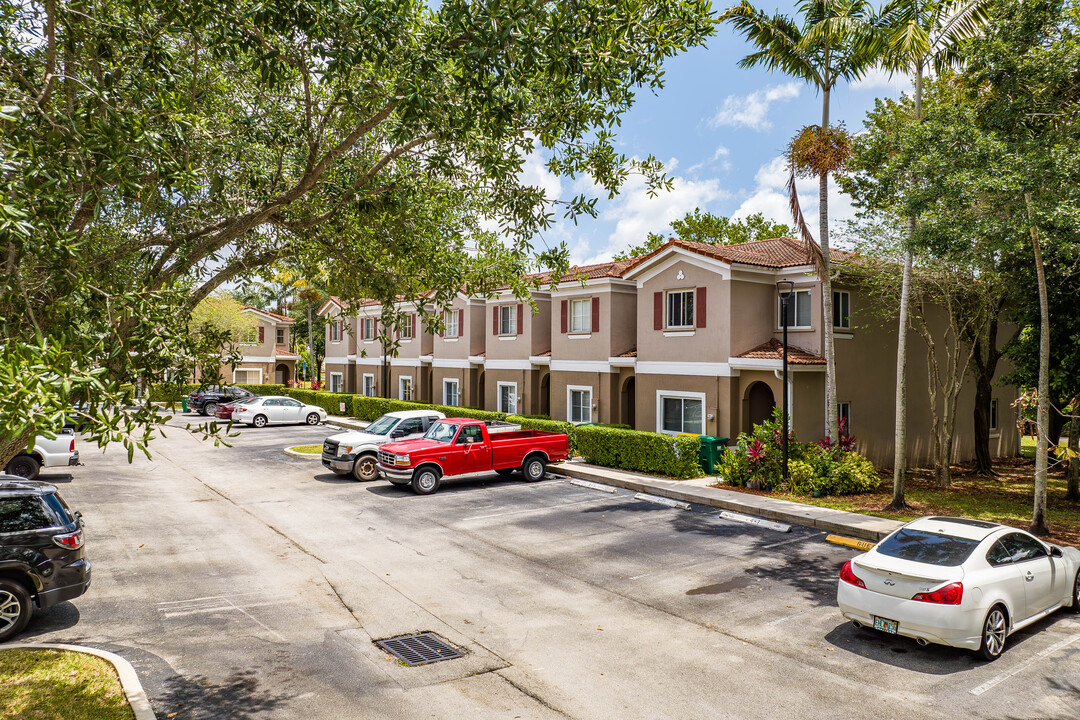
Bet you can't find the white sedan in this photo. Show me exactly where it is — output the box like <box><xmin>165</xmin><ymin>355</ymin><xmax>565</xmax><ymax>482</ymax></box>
<box><xmin>232</xmin><ymin>396</ymin><xmax>327</xmax><ymax>428</ymax></box>
<box><xmin>838</xmin><ymin>516</ymin><xmax>1080</xmax><ymax>660</ymax></box>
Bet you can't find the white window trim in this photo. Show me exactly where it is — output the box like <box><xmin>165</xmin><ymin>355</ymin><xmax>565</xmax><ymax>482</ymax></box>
<box><xmin>331</xmin><ymin>319</ymin><xmax>343</xmax><ymax>343</ymax></box>
<box><xmin>444</xmin><ymin>311</ymin><xmax>460</xmax><ymax>338</ymax></box>
<box><xmin>655</xmin><ymin>390</ymin><xmax>706</xmax><ymax>436</ymax></box>
<box><xmin>497</xmin><ymin>381</ymin><xmax>518</xmax><ymax>414</ymax></box>
<box><xmin>275</xmin><ymin>328</ymin><xmax>286</xmax><ymax>345</ymax></box>
<box><xmin>833</xmin><ymin>290</ymin><xmax>851</xmax><ymax>330</ymax></box>
<box><xmin>499</xmin><ymin>305</ymin><xmax>517</xmax><ymax>336</ymax></box>
<box><xmin>329</xmin><ymin>372</ymin><xmax>343</xmax><ymax>393</ymax></box>
<box><xmin>990</xmin><ymin>398</ymin><xmax>1000</xmax><ymax>435</ymax></box>
<box><xmin>778</xmin><ymin>289</ymin><xmax>812</xmax><ymax>330</ymax></box>
<box><xmin>569</xmin><ymin>298</ymin><xmax>592</xmax><ymax>334</ymax></box>
<box><xmin>838</xmin><ymin>402</ymin><xmax>851</xmax><ymax>432</ymax></box>
<box><xmin>399</xmin><ymin>375</ymin><xmax>414</xmax><ymax>401</ymax></box>
<box><xmin>363</xmin><ymin>373</ymin><xmax>375</xmax><ymax>397</ymax></box>
<box><xmin>567</xmin><ymin>385</ymin><xmax>593</xmax><ymax>424</ymax></box>
<box><xmin>360</xmin><ymin>317</ymin><xmax>375</xmax><ymax>341</ymax></box>
<box><xmin>233</xmin><ymin>368</ymin><xmax>263</xmax><ymax>384</ymax></box>
<box><xmin>666</xmin><ymin>289</ymin><xmax>695</xmax><ymax>330</ymax></box>
<box><xmin>443</xmin><ymin>378</ymin><xmax>460</xmax><ymax>406</ymax></box>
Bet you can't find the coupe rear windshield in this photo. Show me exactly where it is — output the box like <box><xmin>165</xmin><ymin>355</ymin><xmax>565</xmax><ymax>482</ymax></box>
<box><xmin>876</xmin><ymin>528</ymin><xmax>980</xmax><ymax>567</ymax></box>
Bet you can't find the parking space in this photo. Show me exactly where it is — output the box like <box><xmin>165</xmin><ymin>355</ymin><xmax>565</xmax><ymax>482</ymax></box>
<box><xmin>21</xmin><ymin>423</ymin><xmax>1080</xmax><ymax>720</ymax></box>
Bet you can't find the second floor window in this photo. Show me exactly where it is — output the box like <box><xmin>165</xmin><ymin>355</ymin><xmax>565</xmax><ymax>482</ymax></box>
<box><xmin>361</xmin><ymin>317</ymin><xmax>375</xmax><ymax>340</ymax></box>
<box><xmin>276</xmin><ymin>328</ymin><xmax>285</xmax><ymax>345</ymax></box>
<box><xmin>240</xmin><ymin>326</ymin><xmax>259</xmax><ymax>345</ymax></box>
<box><xmin>499</xmin><ymin>305</ymin><xmax>516</xmax><ymax>335</ymax></box>
<box><xmin>401</xmin><ymin>314</ymin><xmax>414</xmax><ymax>339</ymax></box>
<box><xmin>779</xmin><ymin>289</ymin><xmax>812</xmax><ymax>328</ymax></box>
<box><xmin>444</xmin><ymin>310</ymin><xmax>459</xmax><ymax>338</ymax></box>
<box><xmin>330</xmin><ymin>320</ymin><xmax>342</xmax><ymax>342</ymax></box>
<box><xmin>570</xmin><ymin>298</ymin><xmax>591</xmax><ymax>333</ymax></box>
<box><xmin>833</xmin><ymin>290</ymin><xmax>850</xmax><ymax>329</ymax></box>
<box><xmin>667</xmin><ymin>290</ymin><xmax>694</xmax><ymax>329</ymax></box>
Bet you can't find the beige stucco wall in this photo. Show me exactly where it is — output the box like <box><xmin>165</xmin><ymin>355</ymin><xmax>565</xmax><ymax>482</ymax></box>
<box><xmin>636</xmin><ymin>258</ymin><xmax>728</xmax><ymax>363</ymax></box>
<box><xmin>485</xmin><ymin>293</ymin><xmax>551</xmax><ymax>360</ymax></box>
<box><xmin>483</xmin><ymin>368</ymin><xmax>538</xmax><ymax>415</ymax></box>
<box><xmin>550</xmin><ymin>283</ymin><xmax>637</xmax><ymax>360</ymax></box>
<box><xmin>548</xmin><ymin>371</ymin><xmax>619</xmax><ymax>424</ymax></box>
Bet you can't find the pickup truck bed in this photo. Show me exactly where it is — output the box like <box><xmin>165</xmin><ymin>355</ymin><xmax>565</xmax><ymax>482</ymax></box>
<box><xmin>377</xmin><ymin>419</ymin><xmax>570</xmax><ymax>495</ymax></box>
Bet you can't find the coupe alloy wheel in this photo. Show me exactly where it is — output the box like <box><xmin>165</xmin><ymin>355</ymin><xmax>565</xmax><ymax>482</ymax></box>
<box><xmin>980</xmin><ymin>607</ymin><xmax>1007</xmax><ymax>660</ymax></box>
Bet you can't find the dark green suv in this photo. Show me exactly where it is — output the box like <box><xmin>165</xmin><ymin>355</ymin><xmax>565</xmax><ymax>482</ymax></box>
<box><xmin>0</xmin><ymin>477</ymin><xmax>91</xmax><ymax>642</ymax></box>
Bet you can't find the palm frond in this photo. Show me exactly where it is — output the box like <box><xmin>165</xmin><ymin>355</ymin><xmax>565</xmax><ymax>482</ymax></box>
<box><xmin>786</xmin><ymin>167</ymin><xmax>826</xmax><ymax>275</ymax></box>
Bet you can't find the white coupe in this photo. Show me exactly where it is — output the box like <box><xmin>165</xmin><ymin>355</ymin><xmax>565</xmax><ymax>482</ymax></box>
<box><xmin>838</xmin><ymin>516</ymin><xmax>1080</xmax><ymax>660</ymax></box>
<box><xmin>232</xmin><ymin>396</ymin><xmax>327</xmax><ymax>428</ymax></box>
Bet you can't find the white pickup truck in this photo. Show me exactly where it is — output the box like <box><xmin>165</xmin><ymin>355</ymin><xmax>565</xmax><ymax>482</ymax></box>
<box><xmin>321</xmin><ymin>410</ymin><xmax>446</xmax><ymax>481</ymax></box>
<box><xmin>4</xmin><ymin>430</ymin><xmax>80</xmax><ymax>480</ymax></box>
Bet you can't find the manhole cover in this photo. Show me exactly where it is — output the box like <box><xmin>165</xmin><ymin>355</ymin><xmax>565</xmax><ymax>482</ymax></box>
<box><xmin>376</xmin><ymin>633</ymin><xmax>463</xmax><ymax>666</ymax></box>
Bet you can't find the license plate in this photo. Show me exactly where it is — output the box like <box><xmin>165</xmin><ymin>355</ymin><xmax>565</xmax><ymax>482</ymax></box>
<box><xmin>873</xmin><ymin>616</ymin><xmax>898</xmax><ymax>634</ymax></box>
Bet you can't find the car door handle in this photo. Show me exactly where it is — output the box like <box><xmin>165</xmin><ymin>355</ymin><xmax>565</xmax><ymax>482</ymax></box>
<box><xmin>1025</xmin><ymin>572</ymin><xmax>1034</xmax><ymax>581</ymax></box>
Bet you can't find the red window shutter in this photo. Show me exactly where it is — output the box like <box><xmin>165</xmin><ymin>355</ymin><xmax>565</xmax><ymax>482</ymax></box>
<box><xmin>411</xmin><ymin>313</ymin><xmax>416</xmax><ymax>338</ymax></box>
<box><xmin>591</xmin><ymin>297</ymin><xmax>600</xmax><ymax>333</ymax></box>
<box><xmin>516</xmin><ymin>303</ymin><xmax>523</xmax><ymax>335</ymax></box>
<box><xmin>560</xmin><ymin>300</ymin><xmax>568</xmax><ymax>333</ymax></box>
<box><xmin>458</xmin><ymin>309</ymin><xmax>464</xmax><ymax>337</ymax></box>
<box><xmin>258</xmin><ymin>326</ymin><xmax>264</xmax><ymax>343</ymax></box>
<box><xmin>696</xmin><ymin>287</ymin><xmax>707</xmax><ymax>328</ymax></box>
<box><xmin>653</xmin><ymin>292</ymin><xmax>662</xmax><ymax>330</ymax></box>
<box><xmin>493</xmin><ymin>306</ymin><xmax>498</xmax><ymax>335</ymax></box>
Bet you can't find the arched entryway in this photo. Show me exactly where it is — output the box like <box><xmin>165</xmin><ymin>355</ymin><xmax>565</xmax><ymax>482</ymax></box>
<box><xmin>477</xmin><ymin>371</ymin><xmax>486</xmax><ymax>411</ymax></box>
<box><xmin>539</xmin><ymin>373</ymin><xmax>550</xmax><ymax>417</ymax></box>
<box><xmin>745</xmin><ymin>381</ymin><xmax>775</xmax><ymax>433</ymax></box>
<box><xmin>620</xmin><ymin>376</ymin><xmax>636</xmax><ymax>428</ymax></box>
<box><xmin>275</xmin><ymin>363</ymin><xmax>291</xmax><ymax>384</ymax></box>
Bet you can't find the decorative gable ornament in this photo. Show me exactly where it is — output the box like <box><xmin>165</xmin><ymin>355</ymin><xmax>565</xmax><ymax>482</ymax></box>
<box><xmin>676</xmin><ymin>270</ymin><xmax>684</xmax><ymax>280</ymax></box>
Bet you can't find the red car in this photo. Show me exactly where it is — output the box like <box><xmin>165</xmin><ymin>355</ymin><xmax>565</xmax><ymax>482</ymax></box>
<box><xmin>377</xmin><ymin>418</ymin><xmax>570</xmax><ymax>495</ymax></box>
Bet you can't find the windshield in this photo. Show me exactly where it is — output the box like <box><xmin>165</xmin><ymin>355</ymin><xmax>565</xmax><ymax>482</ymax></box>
<box><xmin>876</xmin><ymin>529</ymin><xmax>980</xmax><ymax>567</ymax></box>
<box><xmin>424</xmin><ymin>421</ymin><xmax>458</xmax><ymax>443</ymax></box>
<box><xmin>365</xmin><ymin>416</ymin><xmax>400</xmax><ymax>436</ymax></box>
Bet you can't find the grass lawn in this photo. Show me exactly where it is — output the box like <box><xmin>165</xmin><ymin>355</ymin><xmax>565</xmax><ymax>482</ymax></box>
<box><xmin>288</xmin><ymin>444</ymin><xmax>323</xmax><ymax>454</ymax></box>
<box><xmin>721</xmin><ymin>456</ymin><xmax>1080</xmax><ymax>548</ymax></box>
<box><xmin>0</xmin><ymin>649</ymin><xmax>134</xmax><ymax>720</ymax></box>
<box><xmin>1019</xmin><ymin>434</ymin><xmax>1072</xmax><ymax>458</ymax></box>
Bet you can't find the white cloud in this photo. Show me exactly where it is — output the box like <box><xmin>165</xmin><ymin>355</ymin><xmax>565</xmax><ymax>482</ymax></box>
<box><xmin>851</xmin><ymin>66</ymin><xmax>912</xmax><ymax>93</ymax></box>
<box><xmin>732</xmin><ymin>156</ymin><xmax>857</xmax><ymax>249</ymax></box>
<box><xmin>712</xmin><ymin>146</ymin><xmax>731</xmax><ymax>160</ymax></box>
<box><xmin>709</xmin><ymin>83</ymin><xmax>802</xmax><ymax>132</ymax></box>
<box><xmin>519</xmin><ymin>149</ymin><xmax>562</xmax><ymax>201</ymax></box>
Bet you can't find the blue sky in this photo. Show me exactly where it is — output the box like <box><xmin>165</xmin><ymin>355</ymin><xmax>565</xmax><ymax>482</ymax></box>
<box><xmin>532</xmin><ymin>3</ymin><xmax>911</xmax><ymax>266</ymax></box>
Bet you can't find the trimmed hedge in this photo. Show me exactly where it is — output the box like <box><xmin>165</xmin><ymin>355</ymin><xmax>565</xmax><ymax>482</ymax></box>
<box><xmin>149</xmin><ymin>382</ymin><xmax>289</xmax><ymax>403</ymax></box>
<box><xmin>574</xmin><ymin>425</ymin><xmax>702</xmax><ymax>479</ymax></box>
<box><xmin>506</xmin><ymin>415</ymin><xmax>578</xmax><ymax>456</ymax></box>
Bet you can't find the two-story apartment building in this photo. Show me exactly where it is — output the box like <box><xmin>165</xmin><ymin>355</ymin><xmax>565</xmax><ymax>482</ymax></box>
<box><xmin>202</xmin><ymin>306</ymin><xmax>299</xmax><ymax>386</ymax></box>
<box><xmin>316</xmin><ymin>237</ymin><xmax>1018</xmax><ymax>468</ymax></box>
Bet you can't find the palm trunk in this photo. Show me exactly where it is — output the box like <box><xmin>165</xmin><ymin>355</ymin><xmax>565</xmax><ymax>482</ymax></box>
<box><xmin>1026</xmin><ymin>193</ymin><xmax>1050</xmax><ymax>536</ymax></box>
<box><xmin>307</xmin><ymin>302</ymin><xmax>314</xmax><ymax>384</ymax></box>
<box><xmin>1066</xmin><ymin>414</ymin><xmax>1079</xmax><ymax>502</ymax></box>
<box><xmin>820</xmin><ymin>86</ymin><xmax>838</xmax><ymax>443</ymax></box>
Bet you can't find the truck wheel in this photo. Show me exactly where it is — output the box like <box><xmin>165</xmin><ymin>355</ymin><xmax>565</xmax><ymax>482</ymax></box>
<box><xmin>412</xmin><ymin>467</ymin><xmax>442</xmax><ymax>495</ymax></box>
<box><xmin>5</xmin><ymin>455</ymin><xmax>41</xmax><ymax>481</ymax></box>
<box><xmin>0</xmin><ymin>579</ymin><xmax>32</xmax><ymax>642</ymax></box>
<box><xmin>522</xmin><ymin>456</ymin><xmax>546</xmax><ymax>482</ymax></box>
<box><xmin>352</xmin><ymin>454</ymin><xmax>380</xmax><ymax>482</ymax></box>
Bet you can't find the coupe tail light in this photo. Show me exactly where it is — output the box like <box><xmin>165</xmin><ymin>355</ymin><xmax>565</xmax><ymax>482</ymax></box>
<box><xmin>53</xmin><ymin>529</ymin><xmax>84</xmax><ymax>550</ymax></box>
<box><xmin>840</xmin><ymin>561</ymin><xmax>866</xmax><ymax>589</ymax></box>
<box><xmin>912</xmin><ymin>582</ymin><xmax>963</xmax><ymax>605</ymax></box>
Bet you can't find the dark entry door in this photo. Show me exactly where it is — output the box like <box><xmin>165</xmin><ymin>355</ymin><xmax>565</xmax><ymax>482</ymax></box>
<box><xmin>747</xmin><ymin>382</ymin><xmax>775</xmax><ymax>430</ymax></box>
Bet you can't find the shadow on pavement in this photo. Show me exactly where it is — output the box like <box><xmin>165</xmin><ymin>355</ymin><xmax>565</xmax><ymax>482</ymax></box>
<box><xmin>37</xmin><ymin>472</ymin><xmax>74</xmax><ymax>484</ymax></box>
<box><xmin>19</xmin><ymin>601</ymin><xmax>81</xmax><ymax>638</ymax></box>
<box><xmin>311</xmin><ymin>472</ymin><xmax>358</xmax><ymax>485</ymax></box>
<box><xmin>156</xmin><ymin>669</ymin><xmax>294</xmax><ymax>720</ymax></box>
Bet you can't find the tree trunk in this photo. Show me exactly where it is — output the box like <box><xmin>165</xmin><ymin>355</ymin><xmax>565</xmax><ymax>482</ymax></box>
<box><xmin>972</xmin><ymin>365</ymin><xmax>993</xmax><ymax>474</ymax></box>
<box><xmin>1026</xmin><ymin>193</ymin><xmax>1050</xmax><ymax>536</ymax></box>
<box><xmin>820</xmin><ymin>86</ymin><xmax>838</xmax><ymax>443</ymax></box>
<box><xmin>0</xmin><ymin>430</ymin><xmax>35</xmax><ymax>472</ymax></box>
<box><xmin>307</xmin><ymin>301</ymin><xmax>314</xmax><ymax>383</ymax></box>
<box><xmin>891</xmin><ymin>238</ymin><xmax>914</xmax><ymax>509</ymax></box>
<box><xmin>1066</xmin><ymin>415</ymin><xmax>1079</xmax><ymax>502</ymax></box>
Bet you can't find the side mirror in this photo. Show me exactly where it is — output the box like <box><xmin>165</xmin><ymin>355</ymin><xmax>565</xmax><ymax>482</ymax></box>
<box><xmin>1050</xmin><ymin>545</ymin><xmax>1063</xmax><ymax>558</ymax></box>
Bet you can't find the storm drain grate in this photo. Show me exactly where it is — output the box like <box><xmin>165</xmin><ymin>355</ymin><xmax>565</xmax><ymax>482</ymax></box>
<box><xmin>376</xmin><ymin>633</ymin><xmax>463</xmax><ymax>666</ymax></box>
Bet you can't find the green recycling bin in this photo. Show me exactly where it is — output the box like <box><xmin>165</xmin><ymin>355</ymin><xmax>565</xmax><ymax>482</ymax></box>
<box><xmin>181</xmin><ymin>397</ymin><xmax>188</xmax><ymax>413</ymax></box>
<box><xmin>698</xmin><ymin>436</ymin><xmax>729</xmax><ymax>473</ymax></box>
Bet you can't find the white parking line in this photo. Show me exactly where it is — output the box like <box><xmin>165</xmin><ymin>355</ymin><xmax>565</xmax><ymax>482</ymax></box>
<box><xmin>460</xmin><ymin>497</ymin><xmax>610</xmax><ymax>522</ymax></box>
<box><xmin>969</xmin><ymin>633</ymin><xmax>1080</xmax><ymax>696</ymax></box>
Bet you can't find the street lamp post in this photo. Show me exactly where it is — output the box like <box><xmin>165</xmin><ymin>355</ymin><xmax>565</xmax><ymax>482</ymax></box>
<box><xmin>776</xmin><ymin>281</ymin><xmax>795</xmax><ymax>482</ymax></box>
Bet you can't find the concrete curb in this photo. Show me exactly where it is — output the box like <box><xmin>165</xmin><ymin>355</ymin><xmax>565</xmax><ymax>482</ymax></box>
<box><xmin>550</xmin><ymin>460</ymin><xmax>904</xmax><ymax>542</ymax></box>
<box><xmin>283</xmin><ymin>447</ymin><xmax>322</xmax><ymax>460</ymax></box>
<box><xmin>324</xmin><ymin>416</ymin><xmax>369</xmax><ymax>432</ymax></box>
<box><xmin>1</xmin><ymin>643</ymin><xmax>157</xmax><ymax>720</ymax></box>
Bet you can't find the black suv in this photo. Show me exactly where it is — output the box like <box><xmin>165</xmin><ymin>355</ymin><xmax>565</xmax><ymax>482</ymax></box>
<box><xmin>0</xmin><ymin>477</ymin><xmax>91</xmax><ymax>641</ymax></box>
<box><xmin>187</xmin><ymin>386</ymin><xmax>256</xmax><ymax>416</ymax></box>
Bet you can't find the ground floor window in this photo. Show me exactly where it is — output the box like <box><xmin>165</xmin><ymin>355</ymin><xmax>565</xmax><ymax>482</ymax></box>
<box><xmin>363</xmin><ymin>374</ymin><xmax>375</xmax><ymax>397</ymax></box>
<box><xmin>444</xmin><ymin>379</ymin><xmax>460</xmax><ymax>407</ymax></box>
<box><xmin>498</xmin><ymin>382</ymin><xmax>517</xmax><ymax>415</ymax></box>
<box><xmin>329</xmin><ymin>372</ymin><xmax>343</xmax><ymax>393</ymax></box>
<box><xmin>233</xmin><ymin>368</ymin><xmax>262</xmax><ymax>384</ymax></box>
<box><xmin>990</xmin><ymin>399</ymin><xmax>999</xmax><ymax>432</ymax></box>
<box><xmin>837</xmin><ymin>402</ymin><xmax>851</xmax><ymax>432</ymax></box>
<box><xmin>568</xmin><ymin>386</ymin><xmax>592</xmax><ymax>424</ymax></box>
<box><xmin>399</xmin><ymin>376</ymin><xmax>413</xmax><ymax>402</ymax></box>
<box><xmin>658</xmin><ymin>392</ymin><xmax>703</xmax><ymax>435</ymax></box>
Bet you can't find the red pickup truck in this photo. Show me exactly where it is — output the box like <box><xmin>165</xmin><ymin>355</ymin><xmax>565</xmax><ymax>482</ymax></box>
<box><xmin>377</xmin><ymin>418</ymin><xmax>570</xmax><ymax>495</ymax></box>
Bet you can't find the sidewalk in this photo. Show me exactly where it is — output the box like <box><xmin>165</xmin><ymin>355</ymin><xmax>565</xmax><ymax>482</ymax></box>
<box><xmin>321</xmin><ymin>416</ymin><xmax>902</xmax><ymax>542</ymax></box>
<box><xmin>550</xmin><ymin>459</ymin><xmax>903</xmax><ymax>542</ymax></box>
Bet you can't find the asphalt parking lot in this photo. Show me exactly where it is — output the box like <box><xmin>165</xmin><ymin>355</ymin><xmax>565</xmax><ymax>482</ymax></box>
<box><xmin>19</xmin><ymin>420</ymin><xmax>1080</xmax><ymax>720</ymax></box>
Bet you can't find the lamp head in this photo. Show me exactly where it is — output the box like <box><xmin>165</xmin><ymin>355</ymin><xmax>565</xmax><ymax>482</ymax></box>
<box><xmin>776</xmin><ymin>280</ymin><xmax>795</xmax><ymax>300</ymax></box>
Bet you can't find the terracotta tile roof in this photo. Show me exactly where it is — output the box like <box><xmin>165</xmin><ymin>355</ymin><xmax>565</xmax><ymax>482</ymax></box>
<box><xmin>473</xmin><ymin>351</ymin><xmax>486</xmax><ymax>358</ymax></box>
<box><xmin>243</xmin><ymin>306</ymin><xmax>296</xmax><ymax>323</ymax></box>
<box><xmin>535</xmin><ymin>350</ymin><xmax>552</xmax><ymax>357</ymax></box>
<box><xmin>617</xmin><ymin>347</ymin><xmax>637</xmax><ymax>358</ymax></box>
<box><xmin>625</xmin><ymin>236</ymin><xmax>855</xmax><ymax>274</ymax></box>
<box><xmin>274</xmin><ymin>345</ymin><xmax>301</xmax><ymax>359</ymax></box>
<box><xmin>555</xmin><ymin>259</ymin><xmax>636</xmax><ymax>283</ymax></box>
<box><xmin>734</xmin><ymin>338</ymin><xmax>826</xmax><ymax>365</ymax></box>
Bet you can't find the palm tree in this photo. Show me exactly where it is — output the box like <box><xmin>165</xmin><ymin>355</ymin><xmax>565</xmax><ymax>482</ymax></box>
<box><xmin>722</xmin><ymin>0</ymin><xmax>879</xmax><ymax>442</ymax></box>
<box><xmin>873</xmin><ymin>0</ymin><xmax>988</xmax><ymax>509</ymax></box>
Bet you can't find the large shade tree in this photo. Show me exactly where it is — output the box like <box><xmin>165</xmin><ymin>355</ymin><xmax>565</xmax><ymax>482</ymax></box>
<box><xmin>722</xmin><ymin>0</ymin><xmax>879</xmax><ymax>442</ymax></box>
<box><xmin>0</xmin><ymin>0</ymin><xmax>716</xmax><ymax>467</ymax></box>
